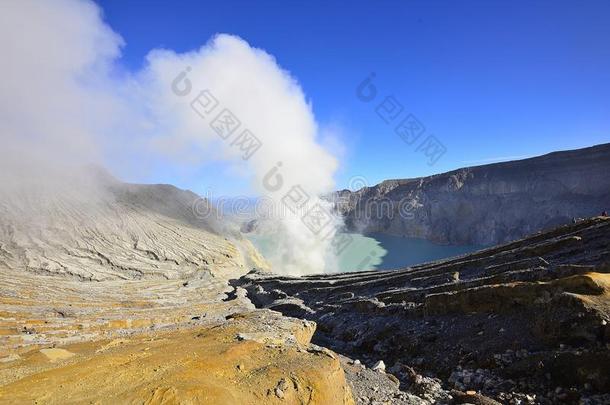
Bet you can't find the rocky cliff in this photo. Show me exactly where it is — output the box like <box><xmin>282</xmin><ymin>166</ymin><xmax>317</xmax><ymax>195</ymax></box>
<box><xmin>334</xmin><ymin>143</ymin><xmax>610</xmax><ymax>245</ymax></box>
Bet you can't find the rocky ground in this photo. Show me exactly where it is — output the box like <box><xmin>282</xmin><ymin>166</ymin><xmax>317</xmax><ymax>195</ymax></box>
<box><xmin>235</xmin><ymin>217</ymin><xmax>610</xmax><ymax>404</ymax></box>
<box><xmin>0</xmin><ymin>265</ymin><xmax>358</xmax><ymax>403</ymax></box>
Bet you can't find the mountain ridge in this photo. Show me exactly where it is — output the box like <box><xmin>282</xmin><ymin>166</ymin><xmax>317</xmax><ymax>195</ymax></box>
<box><xmin>0</xmin><ymin>167</ymin><xmax>267</xmax><ymax>281</ymax></box>
<box><xmin>334</xmin><ymin>143</ymin><xmax>610</xmax><ymax>245</ymax></box>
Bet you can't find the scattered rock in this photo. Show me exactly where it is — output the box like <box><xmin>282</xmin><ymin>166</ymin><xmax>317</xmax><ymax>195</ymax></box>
<box><xmin>372</xmin><ymin>360</ymin><xmax>385</xmax><ymax>373</ymax></box>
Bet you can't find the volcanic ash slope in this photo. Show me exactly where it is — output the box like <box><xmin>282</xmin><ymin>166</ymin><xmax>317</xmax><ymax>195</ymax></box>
<box><xmin>0</xmin><ymin>169</ymin><xmax>355</xmax><ymax>404</ymax></box>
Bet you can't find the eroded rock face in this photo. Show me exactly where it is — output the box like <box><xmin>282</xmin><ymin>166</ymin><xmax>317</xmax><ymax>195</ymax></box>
<box><xmin>333</xmin><ymin>143</ymin><xmax>610</xmax><ymax>245</ymax></box>
<box><xmin>0</xmin><ymin>168</ymin><xmax>268</xmax><ymax>281</ymax></box>
<box><xmin>235</xmin><ymin>217</ymin><xmax>610</xmax><ymax>403</ymax></box>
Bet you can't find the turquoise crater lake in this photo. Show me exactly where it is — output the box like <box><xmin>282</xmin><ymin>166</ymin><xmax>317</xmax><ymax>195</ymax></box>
<box><xmin>249</xmin><ymin>232</ymin><xmax>481</xmax><ymax>273</ymax></box>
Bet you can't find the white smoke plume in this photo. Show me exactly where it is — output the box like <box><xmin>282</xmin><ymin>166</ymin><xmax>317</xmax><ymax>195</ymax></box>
<box><xmin>0</xmin><ymin>0</ymin><xmax>122</xmax><ymax>170</ymax></box>
<box><xmin>0</xmin><ymin>0</ymin><xmax>344</xmax><ymax>275</ymax></box>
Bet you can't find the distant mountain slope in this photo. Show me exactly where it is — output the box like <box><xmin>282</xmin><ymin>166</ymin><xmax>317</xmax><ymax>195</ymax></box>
<box><xmin>0</xmin><ymin>167</ymin><xmax>266</xmax><ymax>281</ymax></box>
<box><xmin>334</xmin><ymin>143</ymin><xmax>610</xmax><ymax>245</ymax></box>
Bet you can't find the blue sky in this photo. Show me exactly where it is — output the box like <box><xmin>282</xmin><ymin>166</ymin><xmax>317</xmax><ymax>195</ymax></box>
<box><xmin>97</xmin><ymin>0</ymin><xmax>610</xmax><ymax>195</ymax></box>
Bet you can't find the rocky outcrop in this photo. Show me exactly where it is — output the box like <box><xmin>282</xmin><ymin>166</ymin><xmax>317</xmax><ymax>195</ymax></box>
<box><xmin>0</xmin><ymin>307</ymin><xmax>355</xmax><ymax>404</ymax></box>
<box><xmin>333</xmin><ymin>143</ymin><xmax>610</xmax><ymax>245</ymax></box>
<box><xmin>235</xmin><ymin>217</ymin><xmax>610</xmax><ymax>403</ymax></box>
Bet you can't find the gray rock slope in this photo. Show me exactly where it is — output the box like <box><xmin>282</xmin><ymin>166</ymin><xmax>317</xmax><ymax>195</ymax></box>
<box><xmin>0</xmin><ymin>168</ymin><xmax>265</xmax><ymax>281</ymax></box>
<box><xmin>334</xmin><ymin>143</ymin><xmax>610</xmax><ymax>245</ymax></box>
